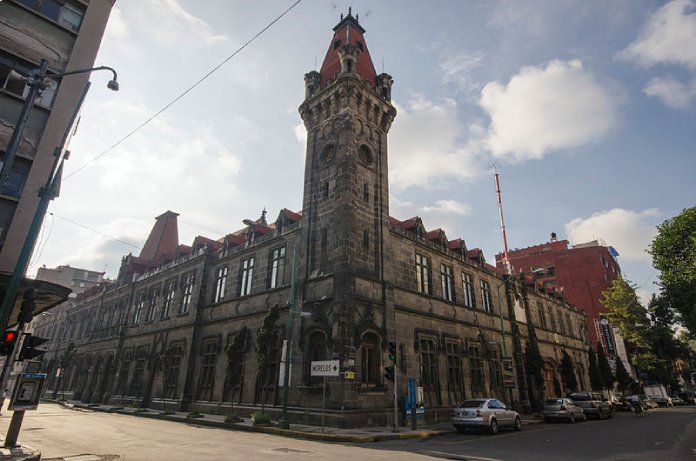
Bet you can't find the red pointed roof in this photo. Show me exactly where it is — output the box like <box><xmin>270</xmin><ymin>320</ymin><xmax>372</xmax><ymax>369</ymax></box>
<box><xmin>319</xmin><ymin>11</ymin><xmax>377</xmax><ymax>87</ymax></box>
<box><xmin>139</xmin><ymin>211</ymin><xmax>179</xmax><ymax>264</ymax></box>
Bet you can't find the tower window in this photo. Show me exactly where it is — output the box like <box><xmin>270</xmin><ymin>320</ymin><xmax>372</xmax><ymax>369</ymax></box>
<box><xmin>363</xmin><ymin>183</ymin><xmax>369</xmax><ymax>202</ymax></box>
<box><xmin>324</xmin><ymin>181</ymin><xmax>330</xmax><ymax>198</ymax></box>
<box><xmin>356</xmin><ymin>41</ymin><xmax>363</xmax><ymax>52</ymax></box>
<box><xmin>358</xmin><ymin>145</ymin><xmax>373</xmax><ymax>165</ymax></box>
<box><xmin>363</xmin><ymin>230</ymin><xmax>369</xmax><ymax>249</ymax></box>
<box><xmin>321</xmin><ymin>228</ymin><xmax>328</xmax><ymax>250</ymax></box>
<box><xmin>334</xmin><ymin>39</ymin><xmax>341</xmax><ymax>49</ymax></box>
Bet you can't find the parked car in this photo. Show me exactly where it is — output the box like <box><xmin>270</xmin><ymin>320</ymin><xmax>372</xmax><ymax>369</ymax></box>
<box><xmin>542</xmin><ymin>398</ymin><xmax>586</xmax><ymax>423</ymax></box>
<box><xmin>568</xmin><ymin>392</ymin><xmax>613</xmax><ymax>420</ymax></box>
<box><xmin>651</xmin><ymin>396</ymin><xmax>673</xmax><ymax>407</ymax></box>
<box><xmin>670</xmin><ymin>395</ymin><xmax>685</xmax><ymax>406</ymax></box>
<box><xmin>678</xmin><ymin>392</ymin><xmax>694</xmax><ymax>404</ymax></box>
<box><xmin>451</xmin><ymin>398</ymin><xmax>522</xmax><ymax>434</ymax></box>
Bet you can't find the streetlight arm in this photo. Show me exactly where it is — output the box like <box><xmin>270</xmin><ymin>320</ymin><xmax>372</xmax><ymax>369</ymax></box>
<box><xmin>50</xmin><ymin>65</ymin><xmax>118</xmax><ymax>82</ymax></box>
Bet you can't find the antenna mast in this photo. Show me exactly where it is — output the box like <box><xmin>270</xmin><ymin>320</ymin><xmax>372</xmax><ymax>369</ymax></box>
<box><xmin>495</xmin><ymin>165</ymin><xmax>511</xmax><ymax>274</ymax></box>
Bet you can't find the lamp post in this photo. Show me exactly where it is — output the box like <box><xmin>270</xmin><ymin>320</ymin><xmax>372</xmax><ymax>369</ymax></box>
<box><xmin>0</xmin><ymin>59</ymin><xmax>118</xmax><ymax>193</ymax></box>
<box><xmin>516</xmin><ymin>268</ymin><xmax>544</xmax><ymax>412</ymax></box>
<box><xmin>0</xmin><ymin>62</ymin><xmax>118</xmax><ymax>428</ymax></box>
<box><xmin>278</xmin><ymin>245</ymin><xmax>297</xmax><ymax>429</ymax></box>
<box><xmin>0</xmin><ymin>59</ymin><xmax>118</xmax><ymax>331</ymax></box>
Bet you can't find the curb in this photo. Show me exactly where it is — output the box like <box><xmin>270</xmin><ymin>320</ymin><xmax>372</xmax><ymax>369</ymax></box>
<box><xmin>54</xmin><ymin>401</ymin><xmax>454</xmax><ymax>443</ymax></box>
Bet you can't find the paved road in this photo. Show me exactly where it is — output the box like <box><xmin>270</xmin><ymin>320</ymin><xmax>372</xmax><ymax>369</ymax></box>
<box><xmin>378</xmin><ymin>407</ymin><xmax>696</xmax><ymax>461</ymax></box>
<box><xmin>0</xmin><ymin>403</ymin><xmax>437</xmax><ymax>461</ymax></box>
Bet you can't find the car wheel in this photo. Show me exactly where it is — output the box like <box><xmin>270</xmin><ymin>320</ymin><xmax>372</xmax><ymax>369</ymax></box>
<box><xmin>514</xmin><ymin>416</ymin><xmax>522</xmax><ymax>431</ymax></box>
<box><xmin>569</xmin><ymin>413</ymin><xmax>575</xmax><ymax>424</ymax></box>
<box><xmin>455</xmin><ymin>426</ymin><xmax>467</xmax><ymax>434</ymax></box>
<box><xmin>490</xmin><ymin>419</ymin><xmax>498</xmax><ymax>435</ymax></box>
<box><xmin>581</xmin><ymin>412</ymin><xmax>587</xmax><ymax>422</ymax></box>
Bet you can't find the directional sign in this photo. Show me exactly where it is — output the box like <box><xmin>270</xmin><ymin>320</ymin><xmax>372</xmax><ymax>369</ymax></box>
<box><xmin>311</xmin><ymin>360</ymin><xmax>340</xmax><ymax>377</ymax></box>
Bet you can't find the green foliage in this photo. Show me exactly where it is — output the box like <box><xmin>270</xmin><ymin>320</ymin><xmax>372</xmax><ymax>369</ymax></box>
<box><xmin>251</xmin><ymin>411</ymin><xmax>270</xmax><ymax>425</ymax></box>
<box><xmin>596</xmin><ymin>342</ymin><xmax>615</xmax><ymax>389</ymax></box>
<box><xmin>524</xmin><ymin>341</ymin><xmax>544</xmax><ymax>389</ymax></box>
<box><xmin>225</xmin><ymin>327</ymin><xmax>248</xmax><ymax>388</ymax></box>
<box><xmin>600</xmin><ymin>276</ymin><xmax>651</xmax><ymax>349</ymax></box>
<box><xmin>255</xmin><ymin>305</ymin><xmax>280</xmax><ymax>385</ymax></box>
<box><xmin>587</xmin><ymin>347</ymin><xmax>603</xmax><ymax>391</ymax></box>
<box><xmin>650</xmin><ymin>206</ymin><xmax>696</xmax><ymax>336</ymax></box>
<box><xmin>560</xmin><ymin>350</ymin><xmax>578</xmax><ymax>393</ymax></box>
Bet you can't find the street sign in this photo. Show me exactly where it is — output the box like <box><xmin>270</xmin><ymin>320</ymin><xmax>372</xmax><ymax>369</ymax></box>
<box><xmin>344</xmin><ymin>371</ymin><xmax>355</xmax><ymax>380</ymax></box>
<box><xmin>310</xmin><ymin>360</ymin><xmax>340</xmax><ymax>377</ymax></box>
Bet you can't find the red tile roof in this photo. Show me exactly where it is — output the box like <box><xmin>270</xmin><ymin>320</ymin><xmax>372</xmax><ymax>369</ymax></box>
<box><xmin>320</xmin><ymin>13</ymin><xmax>377</xmax><ymax>87</ymax></box>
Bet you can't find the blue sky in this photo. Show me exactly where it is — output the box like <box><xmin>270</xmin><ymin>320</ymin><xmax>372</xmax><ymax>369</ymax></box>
<box><xmin>31</xmin><ymin>0</ymin><xmax>696</xmax><ymax>306</ymax></box>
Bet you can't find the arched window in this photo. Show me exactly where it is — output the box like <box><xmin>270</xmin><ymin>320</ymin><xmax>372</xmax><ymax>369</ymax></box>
<box><xmin>360</xmin><ymin>332</ymin><xmax>380</xmax><ymax>388</ymax></box>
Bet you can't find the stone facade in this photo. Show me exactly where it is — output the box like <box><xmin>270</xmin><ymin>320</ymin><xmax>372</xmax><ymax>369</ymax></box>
<box><xmin>34</xmin><ymin>12</ymin><xmax>591</xmax><ymax>428</ymax></box>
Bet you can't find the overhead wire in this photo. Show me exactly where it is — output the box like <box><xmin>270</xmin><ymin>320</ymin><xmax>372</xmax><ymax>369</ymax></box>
<box><xmin>62</xmin><ymin>0</ymin><xmax>304</xmax><ymax>182</ymax></box>
<box><xmin>49</xmin><ymin>212</ymin><xmax>142</xmax><ymax>251</ymax></box>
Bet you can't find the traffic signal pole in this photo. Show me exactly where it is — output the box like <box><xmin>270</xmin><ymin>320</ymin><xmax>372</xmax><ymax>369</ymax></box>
<box><xmin>0</xmin><ymin>322</ymin><xmax>27</xmax><ymax>415</ymax></box>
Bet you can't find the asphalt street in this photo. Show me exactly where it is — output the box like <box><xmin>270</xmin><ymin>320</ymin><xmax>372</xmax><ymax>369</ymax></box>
<box><xmin>378</xmin><ymin>406</ymin><xmax>696</xmax><ymax>461</ymax></box>
<box><xmin>1</xmin><ymin>403</ymin><xmax>695</xmax><ymax>460</ymax></box>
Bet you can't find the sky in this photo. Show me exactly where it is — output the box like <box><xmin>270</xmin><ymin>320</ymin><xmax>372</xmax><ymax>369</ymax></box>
<box><xmin>29</xmin><ymin>0</ymin><xmax>696</xmax><ymax>306</ymax></box>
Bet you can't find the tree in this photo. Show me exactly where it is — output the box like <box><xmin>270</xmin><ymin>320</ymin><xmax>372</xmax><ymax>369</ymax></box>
<box><xmin>587</xmin><ymin>347</ymin><xmax>603</xmax><ymax>391</ymax></box>
<box><xmin>650</xmin><ymin>205</ymin><xmax>696</xmax><ymax>336</ymax></box>
<box><xmin>614</xmin><ymin>357</ymin><xmax>633</xmax><ymax>394</ymax></box>
<box><xmin>524</xmin><ymin>341</ymin><xmax>544</xmax><ymax>410</ymax></box>
<box><xmin>596</xmin><ymin>342</ymin><xmax>615</xmax><ymax>390</ymax></box>
<box><xmin>225</xmin><ymin>326</ymin><xmax>248</xmax><ymax>416</ymax></box>
<box><xmin>54</xmin><ymin>342</ymin><xmax>75</xmax><ymax>399</ymax></box>
<box><xmin>255</xmin><ymin>305</ymin><xmax>279</xmax><ymax>411</ymax></box>
<box><xmin>600</xmin><ymin>276</ymin><xmax>658</xmax><ymax>373</ymax></box>
<box><xmin>560</xmin><ymin>350</ymin><xmax>578</xmax><ymax>393</ymax></box>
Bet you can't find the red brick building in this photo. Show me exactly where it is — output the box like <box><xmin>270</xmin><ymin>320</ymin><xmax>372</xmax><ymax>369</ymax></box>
<box><xmin>496</xmin><ymin>235</ymin><xmax>621</xmax><ymax>355</ymax></box>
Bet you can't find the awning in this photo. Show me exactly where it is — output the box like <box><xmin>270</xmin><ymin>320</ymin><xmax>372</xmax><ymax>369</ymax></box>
<box><xmin>0</xmin><ymin>272</ymin><xmax>72</xmax><ymax>328</ymax></box>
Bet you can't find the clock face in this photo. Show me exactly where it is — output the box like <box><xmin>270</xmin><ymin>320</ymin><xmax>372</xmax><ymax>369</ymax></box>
<box><xmin>358</xmin><ymin>145</ymin><xmax>373</xmax><ymax>166</ymax></box>
<box><xmin>320</xmin><ymin>143</ymin><xmax>336</xmax><ymax>162</ymax></box>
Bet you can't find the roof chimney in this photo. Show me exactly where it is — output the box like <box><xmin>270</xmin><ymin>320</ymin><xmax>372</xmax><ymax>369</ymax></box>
<box><xmin>550</xmin><ymin>232</ymin><xmax>557</xmax><ymax>242</ymax></box>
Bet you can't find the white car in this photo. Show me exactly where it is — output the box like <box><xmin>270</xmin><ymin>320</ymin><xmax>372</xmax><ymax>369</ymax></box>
<box><xmin>451</xmin><ymin>398</ymin><xmax>522</xmax><ymax>434</ymax></box>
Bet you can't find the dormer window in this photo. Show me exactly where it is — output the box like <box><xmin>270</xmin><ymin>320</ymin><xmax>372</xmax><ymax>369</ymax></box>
<box><xmin>334</xmin><ymin>39</ymin><xmax>341</xmax><ymax>49</ymax></box>
<box><xmin>356</xmin><ymin>41</ymin><xmax>363</xmax><ymax>52</ymax></box>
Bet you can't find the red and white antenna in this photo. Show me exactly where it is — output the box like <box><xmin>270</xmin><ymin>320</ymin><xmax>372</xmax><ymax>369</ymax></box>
<box><xmin>494</xmin><ymin>165</ymin><xmax>511</xmax><ymax>275</ymax></box>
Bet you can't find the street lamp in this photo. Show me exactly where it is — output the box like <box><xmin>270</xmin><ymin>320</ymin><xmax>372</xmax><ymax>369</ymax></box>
<box><xmin>0</xmin><ymin>59</ymin><xmax>118</xmax><ymax>193</ymax></box>
<box><xmin>0</xmin><ymin>61</ymin><xmax>118</xmax><ymax>429</ymax></box>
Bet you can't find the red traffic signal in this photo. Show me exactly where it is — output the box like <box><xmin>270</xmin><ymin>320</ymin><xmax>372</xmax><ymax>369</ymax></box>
<box><xmin>0</xmin><ymin>330</ymin><xmax>18</xmax><ymax>356</ymax></box>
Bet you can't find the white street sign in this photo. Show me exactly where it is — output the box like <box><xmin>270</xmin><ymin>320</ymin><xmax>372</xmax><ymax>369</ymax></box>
<box><xmin>311</xmin><ymin>360</ymin><xmax>340</xmax><ymax>377</ymax></box>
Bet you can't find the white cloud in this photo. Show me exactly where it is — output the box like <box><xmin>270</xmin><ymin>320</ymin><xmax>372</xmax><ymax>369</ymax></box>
<box><xmin>293</xmin><ymin>121</ymin><xmax>307</xmax><ymax>146</ymax></box>
<box><xmin>564</xmin><ymin>208</ymin><xmax>661</xmax><ymax>262</ymax></box>
<box><xmin>421</xmin><ymin>200</ymin><xmax>472</xmax><ymax>216</ymax></box>
<box><xmin>620</xmin><ymin>0</ymin><xmax>696</xmax><ymax>70</ymax></box>
<box><xmin>144</xmin><ymin>0</ymin><xmax>231</xmax><ymax>45</ymax></box>
<box><xmin>480</xmin><ymin>60</ymin><xmax>617</xmax><ymax>161</ymax></box>
<box><xmin>643</xmin><ymin>76</ymin><xmax>696</xmax><ymax>108</ymax></box>
<box><xmin>389</xmin><ymin>96</ymin><xmax>485</xmax><ymax>190</ymax></box>
<box><xmin>620</xmin><ymin>0</ymin><xmax>696</xmax><ymax>108</ymax></box>
<box><xmin>104</xmin><ymin>6</ymin><xmax>128</xmax><ymax>40</ymax></box>
<box><xmin>439</xmin><ymin>50</ymin><xmax>486</xmax><ymax>93</ymax></box>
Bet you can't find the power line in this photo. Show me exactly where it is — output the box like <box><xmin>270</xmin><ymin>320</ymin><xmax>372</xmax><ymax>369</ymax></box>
<box><xmin>49</xmin><ymin>212</ymin><xmax>142</xmax><ymax>251</ymax></box>
<box><xmin>62</xmin><ymin>0</ymin><xmax>304</xmax><ymax>182</ymax></box>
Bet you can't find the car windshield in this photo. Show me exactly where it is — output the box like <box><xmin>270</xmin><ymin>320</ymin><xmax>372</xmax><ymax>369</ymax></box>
<box><xmin>570</xmin><ymin>393</ymin><xmax>590</xmax><ymax>401</ymax></box>
<box><xmin>545</xmin><ymin>399</ymin><xmax>564</xmax><ymax>405</ymax></box>
<box><xmin>458</xmin><ymin>399</ymin><xmax>485</xmax><ymax>408</ymax></box>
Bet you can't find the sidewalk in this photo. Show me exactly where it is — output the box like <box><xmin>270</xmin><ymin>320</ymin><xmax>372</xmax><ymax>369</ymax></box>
<box><xmin>53</xmin><ymin>399</ymin><xmax>542</xmax><ymax>443</ymax></box>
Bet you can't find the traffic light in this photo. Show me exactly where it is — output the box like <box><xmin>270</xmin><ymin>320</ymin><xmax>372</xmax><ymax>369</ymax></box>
<box><xmin>384</xmin><ymin>365</ymin><xmax>395</xmax><ymax>382</ymax></box>
<box><xmin>0</xmin><ymin>330</ymin><xmax>18</xmax><ymax>356</ymax></box>
<box><xmin>17</xmin><ymin>333</ymin><xmax>48</xmax><ymax>361</ymax></box>
<box><xmin>18</xmin><ymin>288</ymin><xmax>38</xmax><ymax>326</ymax></box>
<box><xmin>388</xmin><ymin>341</ymin><xmax>397</xmax><ymax>364</ymax></box>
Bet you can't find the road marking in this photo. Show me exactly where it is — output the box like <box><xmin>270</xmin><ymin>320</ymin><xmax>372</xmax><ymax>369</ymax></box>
<box><xmin>438</xmin><ymin>425</ymin><xmax>560</xmax><ymax>445</ymax></box>
<box><xmin>423</xmin><ymin>451</ymin><xmax>503</xmax><ymax>461</ymax></box>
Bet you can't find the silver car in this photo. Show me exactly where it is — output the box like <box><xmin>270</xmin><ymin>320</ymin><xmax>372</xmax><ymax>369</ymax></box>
<box><xmin>542</xmin><ymin>398</ymin><xmax>587</xmax><ymax>423</ymax></box>
<box><xmin>451</xmin><ymin>398</ymin><xmax>522</xmax><ymax>434</ymax></box>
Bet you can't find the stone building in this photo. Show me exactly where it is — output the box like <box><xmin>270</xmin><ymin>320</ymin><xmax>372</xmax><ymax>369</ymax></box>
<box><xmin>36</xmin><ymin>11</ymin><xmax>590</xmax><ymax>427</ymax></box>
